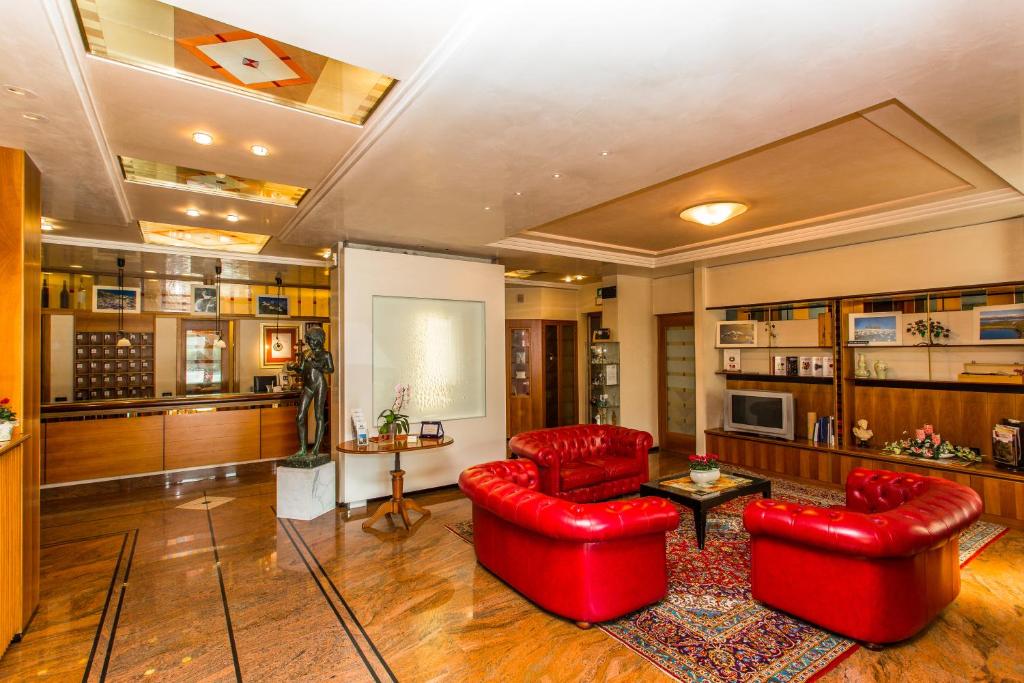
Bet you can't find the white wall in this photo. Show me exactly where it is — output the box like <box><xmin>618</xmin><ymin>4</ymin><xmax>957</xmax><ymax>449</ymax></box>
<box><xmin>48</xmin><ymin>314</ymin><xmax>74</xmax><ymax>401</ymax></box>
<box><xmin>505</xmin><ymin>285</ymin><xmax>578</xmax><ymax>320</ymax></box>
<box><xmin>614</xmin><ymin>275</ymin><xmax>658</xmax><ymax>441</ymax></box>
<box><xmin>706</xmin><ymin>218</ymin><xmax>1024</xmax><ymax>307</ymax></box>
<box><xmin>153</xmin><ymin>316</ymin><xmax>177</xmax><ymax>397</ymax></box>
<box><xmin>653</xmin><ymin>273</ymin><xmax>695</xmax><ymax>314</ymax></box>
<box><xmin>340</xmin><ymin>248</ymin><xmax>506</xmax><ymax>504</ymax></box>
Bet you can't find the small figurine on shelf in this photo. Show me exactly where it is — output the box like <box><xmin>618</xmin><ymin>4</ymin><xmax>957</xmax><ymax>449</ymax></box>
<box><xmin>873</xmin><ymin>359</ymin><xmax>889</xmax><ymax>380</ymax></box>
<box><xmin>852</xmin><ymin>419</ymin><xmax>873</xmax><ymax>447</ymax></box>
<box><xmin>855</xmin><ymin>353</ymin><xmax>870</xmax><ymax>378</ymax></box>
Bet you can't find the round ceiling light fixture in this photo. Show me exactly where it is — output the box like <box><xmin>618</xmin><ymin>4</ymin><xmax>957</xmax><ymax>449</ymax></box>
<box><xmin>192</xmin><ymin>131</ymin><xmax>214</xmax><ymax>145</ymax></box>
<box><xmin>185</xmin><ymin>208</ymin><xmax>201</xmax><ymax>217</ymax></box>
<box><xmin>250</xmin><ymin>144</ymin><xmax>269</xmax><ymax>157</ymax></box>
<box><xmin>678</xmin><ymin>201</ymin><xmax>748</xmax><ymax>226</ymax></box>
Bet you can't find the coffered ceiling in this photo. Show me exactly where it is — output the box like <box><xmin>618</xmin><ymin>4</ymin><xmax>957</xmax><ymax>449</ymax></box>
<box><xmin>2</xmin><ymin>0</ymin><xmax>1023</xmax><ymax>275</ymax></box>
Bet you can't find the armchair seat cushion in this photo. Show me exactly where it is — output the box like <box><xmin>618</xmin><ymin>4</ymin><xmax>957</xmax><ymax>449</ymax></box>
<box><xmin>586</xmin><ymin>455</ymin><xmax>642</xmax><ymax>480</ymax></box>
<box><xmin>509</xmin><ymin>425</ymin><xmax>653</xmax><ymax>502</ymax></box>
<box><xmin>560</xmin><ymin>463</ymin><xmax>607</xmax><ymax>489</ymax></box>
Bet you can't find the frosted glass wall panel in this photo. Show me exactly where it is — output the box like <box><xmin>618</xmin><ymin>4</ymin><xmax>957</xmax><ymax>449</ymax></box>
<box><xmin>373</xmin><ymin>296</ymin><xmax>486</xmax><ymax>421</ymax></box>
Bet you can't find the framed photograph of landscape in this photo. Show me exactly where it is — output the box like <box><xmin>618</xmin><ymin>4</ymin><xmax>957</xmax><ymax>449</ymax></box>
<box><xmin>716</xmin><ymin>320</ymin><xmax>758</xmax><ymax>348</ymax></box>
<box><xmin>974</xmin><ymin>303</ymin><xmax>1024</xmax><ymax>344</ymax></box>
<box><xmin>256</xmin><ymin>294</ymin><xmax>290</xmax><ymax>318</ymax></box>
<box><xmin>92</xmin><ymin>285</ymin><xmax>141</xmax><ymax>314</ymax></box>
<box><xmin>848</xmin><ymin>312</ymin><xmax>903</xmax><ymax>346</ymax></box>
<box><xmin>190</xmin><ymin>284</ymin><xmax>218</xmax><ymax>316</ymax></box>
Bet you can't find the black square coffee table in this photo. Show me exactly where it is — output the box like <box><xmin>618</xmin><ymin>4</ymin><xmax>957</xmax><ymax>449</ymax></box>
<box><xmin>641</xmin><ymin>470</ymin><xmax>772</xmax><ymax>550</ymax></box>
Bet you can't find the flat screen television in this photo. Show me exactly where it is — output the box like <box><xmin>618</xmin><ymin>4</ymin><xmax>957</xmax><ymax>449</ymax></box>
<box><xmin>724</xmin><ymin>389</ymin><xmax>795</xmax><ymax>441</ymax></box>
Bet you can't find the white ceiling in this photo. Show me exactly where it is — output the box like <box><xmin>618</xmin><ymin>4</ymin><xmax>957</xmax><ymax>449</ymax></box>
<box><xmin>2</xmin><ymin>0</ymin><xmax>1022</xmax><ymax>271</ymax></box>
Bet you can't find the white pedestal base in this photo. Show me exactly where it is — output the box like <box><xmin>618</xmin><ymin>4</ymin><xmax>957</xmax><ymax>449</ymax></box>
<box><xmin>276</xmin><ymin>461</ymin><xmax>335</xmax><ymax>521</ymax></box>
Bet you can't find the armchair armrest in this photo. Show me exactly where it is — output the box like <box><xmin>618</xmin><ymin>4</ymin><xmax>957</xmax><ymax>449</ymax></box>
<box><xmin>605</xmin><ymin>427</ymin><xmax>653</xmax><ymax>482</ymax></box>
<box><xmin>743</xmin><ymin>499</ymin><xmax>952</xmax><ymax>558</ymax></box>
<box><xmin>508</xmin><ymin>433</ymin><xmax>561</xmax><ymax>494</ymax></box>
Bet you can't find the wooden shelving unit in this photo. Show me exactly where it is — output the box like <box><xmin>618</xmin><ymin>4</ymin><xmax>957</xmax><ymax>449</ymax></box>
<box><xmin>716</xmin><ymin>372</ymin><xmax>833</xmax><ymax>385</ymax></box>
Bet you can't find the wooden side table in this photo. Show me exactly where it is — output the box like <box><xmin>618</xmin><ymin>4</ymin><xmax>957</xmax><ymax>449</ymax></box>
<box><xmin>337</xmin><ymin>436</ymin><xmax>454</xmax><ymax>530</ymax></box>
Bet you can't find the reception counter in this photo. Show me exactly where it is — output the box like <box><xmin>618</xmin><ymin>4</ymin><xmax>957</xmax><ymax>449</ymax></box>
<box><xmin>41</xmin><ymin>392</ymin><xmax>307</xmax><ymax>485</ymax></box>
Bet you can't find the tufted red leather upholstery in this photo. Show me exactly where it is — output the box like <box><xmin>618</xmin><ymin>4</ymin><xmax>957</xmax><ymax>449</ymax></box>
<box><xmin>743</xmin><ymin>467</ymin><xmax>983</xmax><ymax>644</ymax></box>
<box><xmin>508</xmin><ymin>425</ymin><xmax>653</xmax><ymax>502</ymax></box>
<box><xmin>459</xmin><ymin>459</ymin><xmax>679</xmax><ymax>624</ymax></box>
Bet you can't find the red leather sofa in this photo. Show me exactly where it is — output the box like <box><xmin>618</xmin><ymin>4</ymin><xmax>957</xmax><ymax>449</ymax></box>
<box><xmin>458</xmin><ymin>459</ymin><xmax>679</xmax><ymax>627</ymax></box>
<box><xmin>743</xmin><ymin>467</ymin><xmax>983</xmax><ymax>645</ymax></box>
<box><xmin>507</xmin><ymin>425</ymin><xmax>652</xmax><ymax>502</ymax></box>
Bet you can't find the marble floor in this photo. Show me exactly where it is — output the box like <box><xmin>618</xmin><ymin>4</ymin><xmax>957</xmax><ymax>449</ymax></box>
<box><xmin>2</xmin><ymin>455</ymin><xmax>1023</xmax><ymax>682</ymax></box>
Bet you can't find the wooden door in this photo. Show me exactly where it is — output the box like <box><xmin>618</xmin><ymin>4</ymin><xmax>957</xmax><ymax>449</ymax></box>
<box><xmin>506</xmin><ymin>320</ymin><xmax>542</xmax><ymax>437</ymax></box>
<box><xmin>541</xmin><ymin>321</ymin><xmax>578</xmax><ymax>428</ymax></box>
<box><xmin>658</xmin><ymin>313</ymin><xmax>697</xmax><ymax>454</ymax></box>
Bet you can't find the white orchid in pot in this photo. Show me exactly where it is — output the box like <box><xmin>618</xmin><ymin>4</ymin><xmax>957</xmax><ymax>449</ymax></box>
<box><xmin>0</xmin><ymin>398</ymin><xmax>18</xmax><ymax>442</ymax></box>
<box><xmin>377</xmin><ymin>384</ymin><xmax>411</xmax><ymax>443</ymax></box>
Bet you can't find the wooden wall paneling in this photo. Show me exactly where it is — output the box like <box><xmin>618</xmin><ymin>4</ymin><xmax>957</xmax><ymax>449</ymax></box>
<box><xmin>0</xmin><ymin>439</ymin><xmax>26</xmax><ymax>657</ymax></box>
<box><xmin>74</xmin><ymin>311</ymin><xmax>154</xmax><ymax>333</ymax></box>
<box><xmin>0</xmin><ymin>148</ymin><xmax>40</xmax><ymax>632</ymax></box>
<box><xmin>260</xmin><ymin>405</ymin><xmax>300</xmax><ymax>460</ymax></box>
<box><xmin>44</xmin><ymin>416</ymin><xmax>165</xmax><ymax>484</ymax></box>
<box><xmin>165</xmin><ymin>409</ymin><xmax>261</xmax><ymax>469</ymax></box>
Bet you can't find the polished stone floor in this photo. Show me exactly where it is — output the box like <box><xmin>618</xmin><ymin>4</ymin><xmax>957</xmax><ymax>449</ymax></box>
<box><xmin>2</xmin><ymin>454</ymin><xmax>1023</xmax><ymax>682</ymax></box>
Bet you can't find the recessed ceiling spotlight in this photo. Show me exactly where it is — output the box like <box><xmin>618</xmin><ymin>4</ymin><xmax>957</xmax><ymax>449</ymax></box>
<box><xmin>41</xmin><ymin>222</ymin><xmax>53</xmax><ymax>231</ymax></box>
<box><xmin>185</xmin><ymin>208</ymin><xmax>201</xmax><ymax>217</ymax></box>
<box><xmin>225</xmin><ymin>213</ymin><xmax>239</xmax><ymax>222</ymax></box>
<box><xmin>250</xmin><ymin>144</ymin><xmax>269</xmax><ymax>157</ymax></box>
<box><xmin>144</xmin><ymin>269</ymin><xmax>156</xmax><ymax>274</ymax></box>
<box><xmin>574</xmin><ymin>275</ymin><xmax>585</xmax><ymax>281</ymax></box>
<box><xmin>552</xmin><ymin>173</ymin><xmax>562</xmax><ymax>179</ymax></box>
<box><xmin>563</xmin><ymin>275</ymin><xmax>574</xmax><ymax>283</ymax></box>
<box><xmin>484</xmin><ymin>206</ymin><xmax>491</xmax><ymax>211</ymax></box>
<box><xmin>599</xmin><ymin>151</ymin><xmax>610</xmax><ymax>157</ymax></box>
<box><xmin>679</xmin><ymin>201</ymin><xmax>748</xmax><ymax>226</ymax></box>
<box><xmin>192</xmin><ymin>131</ymin><xmax>214</xmax><ymax>145</ymax></box>
<box><xmin>219</xmin><ymin>236</ymin><xmax>232</xmax><ymax>243</ymax></box>
<box><xmin>514</xmin><ymin>191</ymin><xmax>522</xmax><ymax>196</ymax></box>
<box><xmin>4</xmin><ymin>85</ymin><xmax>34</xmax><ymax>97</ymax></box>
<box><xmin>69</xmin><ymin>264</ymin><xmax>83</xmax><ymax>269</ymax></box>
<box><xmin>22</xmin><ymin>112</ymin><xmax>47</xmax><ymax>122</ymax></box>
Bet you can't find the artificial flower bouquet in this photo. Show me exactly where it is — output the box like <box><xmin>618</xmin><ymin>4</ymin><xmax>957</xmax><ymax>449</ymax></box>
<box><xmin>882</xmin><ymin>423</ymin><xmax>981</xmax><ymax>463</ymax></box>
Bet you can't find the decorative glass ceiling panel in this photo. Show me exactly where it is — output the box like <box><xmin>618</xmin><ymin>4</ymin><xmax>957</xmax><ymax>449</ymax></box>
<box><xmin>120</xmin><ymin>156</ymin><xmax>308</xmax><ymax>206</ymax></box>
<box><xmin>72</xmin><ymin>0</ymin><xmax>397</xmax><ymax>125</ymax></box>
<box><xmin>139</xmin><ymin>221</ymin><xmax>271</xmax><ymax>254</ymax></box>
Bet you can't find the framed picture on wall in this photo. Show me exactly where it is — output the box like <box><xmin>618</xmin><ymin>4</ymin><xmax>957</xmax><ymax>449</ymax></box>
<box><xmin>716</xmin><ymin>320</ymin><xmax>758</xmax><ymax>348</ymax></box>
<box><xmin>848</xmin><ymin>312</ymin><xmax>903</xmax><ymax>346</ymax></box>
<box><xmin>260</xmin><ymin>324</ymin><xmax>299</xmax><ymax>368</ymax></box>
<box><xmin>974</xmin><ymin>303</ymin><xmax>1024</xmax><ymax>344</ymax></box>
<box><xmin>256</xmin><ymin>294</ymin><xmax>290</xmax><ymax>318</ymax></box>
<box><xmin>92</xmin><ymin>285</ymin><xmax>141</xmax><ymax>313</ymax></box>
<box><xmin>190</xmin><ymin>284</ymin><xmax>218</xmax><ymax>316</ymax></box>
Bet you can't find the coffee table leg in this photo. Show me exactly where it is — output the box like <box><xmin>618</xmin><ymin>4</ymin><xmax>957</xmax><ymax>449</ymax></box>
<box><xmin>695</xmin><ymin>508</ymin><xmax>707</xmax><ymax>550</ymax></box>
<box><xmin>762</xmin><ymin>483</ymin><xmax>772</xmax><ymax>499</ymax></box>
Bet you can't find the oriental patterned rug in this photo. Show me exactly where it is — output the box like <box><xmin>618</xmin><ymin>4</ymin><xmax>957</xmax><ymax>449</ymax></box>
<box><xmin>446</xmin><ymin>469</ymin><xmax>1007</xmax><ymax>683</ymax></box>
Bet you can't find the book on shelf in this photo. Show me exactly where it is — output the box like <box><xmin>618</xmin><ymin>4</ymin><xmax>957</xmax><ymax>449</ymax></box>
<box><xmin>785</xmin><ymin>356</ymin><xmax>799</xmax><ymax>376</ymax></box>
<box><xmin>799</xmin><ymin>356</ymin><xmax>813</xmax><ymax>377</ymax></box>
<box><xmin>811</xmin><ymin>415</ymin><xmax>836</xmax><ymax>447</ymax></box>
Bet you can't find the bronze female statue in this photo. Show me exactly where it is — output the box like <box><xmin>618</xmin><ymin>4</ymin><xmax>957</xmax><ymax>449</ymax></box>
<box><xmin>285</xmin><ymin>326</ymin><xmax>334</xmax><ymax>467</ymax></box>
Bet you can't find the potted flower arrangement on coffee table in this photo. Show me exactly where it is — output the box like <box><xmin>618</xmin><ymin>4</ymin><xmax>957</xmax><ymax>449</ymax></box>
<box><xmin>688</xmin><ymin>453</ymin><xmax>721</xmax><ymax>485</ymax></box>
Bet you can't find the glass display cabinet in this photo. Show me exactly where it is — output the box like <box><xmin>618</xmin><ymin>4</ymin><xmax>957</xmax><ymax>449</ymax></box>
<box><xmin>181</xmin><ymin>320</ymin><xmax>231</xmax><ymax>394</ymax></box>
<box><xmin>589</xmin><ymin>341</ymin><xmax>620</xmax><ymax>425</ymax></box>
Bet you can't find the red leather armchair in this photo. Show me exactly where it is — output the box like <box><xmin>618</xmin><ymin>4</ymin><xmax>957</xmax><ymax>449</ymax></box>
<box><xmin>743</xmin><ymin>467</ymin><xmax>983</xmax><ymax>645</ymax></box>
<box><xmin>458</xmin><ymin>459</ymin><xmax>679</xmax><ymax>627</ymax></box>
<box><xmin>508</xmin><ymin>425</ymin><xmax>652</xmax><ymax>502</ymax></box>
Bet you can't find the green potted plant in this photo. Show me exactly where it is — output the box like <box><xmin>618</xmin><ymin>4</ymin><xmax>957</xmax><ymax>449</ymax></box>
<box><xmin>0</xmin><ymin>398</ymin><xmax>18</xmax><ymax>442</ymax></box>
<box><xmin>377</xmin><ymin>384</ymin><xmax>411</xmax><ymax>443</ymax></box>
<box><xmin>688</xmin><ymin>453</ymin><xmax>721</xmax><ymax>485</ymax></box>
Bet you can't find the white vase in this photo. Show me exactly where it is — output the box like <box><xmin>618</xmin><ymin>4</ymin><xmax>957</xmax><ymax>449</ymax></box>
<box><xmin>689</xmin><ymin>469</ymin><xmax>721</xmax><ymax>485</ymax></box>
<box><xmin>0</xmin><ymin>422</ymin><xmax>14</xmax><ymax>442</ymax></box>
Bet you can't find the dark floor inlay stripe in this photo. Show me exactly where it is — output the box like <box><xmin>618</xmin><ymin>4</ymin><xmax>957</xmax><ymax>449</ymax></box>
<box><xmin>273</xmin><ymin>507</ymin><xmax>384</xmax><ymax>683</ymax></box>
<box><xmin>206</xmin><ymin>494</ymin><xmax>244</xmax><ymax>683</ymax></box>
<box><xmin>98</xmin><ymin>528</ymin><xmax>139</xmax><ymax>681</ymax></box>
<box><xmin>287</xmin><ymin>518</ymin><xmax>398</xmax><ymax>683</ymax></box>
<box><xmin>82</xmin><ymin>531</ymin><xmax>129</xmax><ymax>683</ymax></box>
